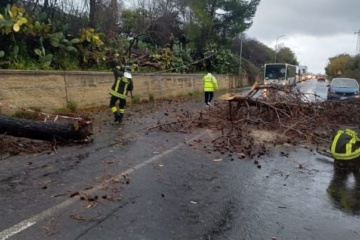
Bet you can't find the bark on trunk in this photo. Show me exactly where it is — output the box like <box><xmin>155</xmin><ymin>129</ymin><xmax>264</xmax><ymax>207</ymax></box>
<box><xmin>0</xmin><ymin>115</ymin><xmax>93</xmax><ymax>142</ymax></box>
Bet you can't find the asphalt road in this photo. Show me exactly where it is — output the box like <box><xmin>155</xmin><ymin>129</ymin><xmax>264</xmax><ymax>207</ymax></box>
<box><xmin>1</xmin><ymin>80</ymin><xmax>359</xmax><ymax>240</ymax></box>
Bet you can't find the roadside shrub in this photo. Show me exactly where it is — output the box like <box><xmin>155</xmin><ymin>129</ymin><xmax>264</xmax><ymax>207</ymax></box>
<box><xmin>67</xmin><ymin>101</ymin><xmax>78</xmax><ymax>112</ymax></box>
<box><xmin>53</xmin><ymin>54</ymin><xmax>80</xmax><ymax>71</ymax></box>
<box><xmin>189</xmin><ymin>89</ymin><xmax>202</xmax><ymax>97</ymax></box>
<box><xmin>132</xmin><ymin>95</ymin><xmax>141</xmax><ymax>104</ymax></box>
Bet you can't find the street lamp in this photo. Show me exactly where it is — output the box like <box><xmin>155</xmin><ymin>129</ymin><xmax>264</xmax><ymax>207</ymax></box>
<box><xmin>274</xmin><ymin>35</ymin><xmax>285</xmax><ymax>63</ymax></box>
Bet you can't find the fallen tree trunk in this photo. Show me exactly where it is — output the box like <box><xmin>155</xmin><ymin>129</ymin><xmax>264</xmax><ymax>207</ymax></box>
<box><xmin>0</xmin><ymin>115</ymin><xmax>93</xmax><ymax>142</ymax></box>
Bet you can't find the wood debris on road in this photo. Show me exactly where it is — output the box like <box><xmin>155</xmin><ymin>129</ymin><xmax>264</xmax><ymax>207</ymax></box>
<box><xmin>150</xmin><ymin>82</ymin><xmax>360</xmax><ymax>158</ymax></box>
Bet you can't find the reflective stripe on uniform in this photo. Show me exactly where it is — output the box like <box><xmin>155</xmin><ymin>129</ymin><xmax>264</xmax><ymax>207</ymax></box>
<box><xmin>111</xmin><ymin>106</ymin><xmax>117</xmax><ymax>113</ymax></box>
<box><xmin>331</xmin><ymin>129</ymin><xmax>360</xmax><ymax>160</ymax></box>
<box><xmin>109</xmin><ymin>76</ymin><xmax>130</xmax><ymax>99</ymax></box>
<box><xmin>109</xmin><ymin>90</ymin><xmax>126</xmax><ymax>99</ymax></box>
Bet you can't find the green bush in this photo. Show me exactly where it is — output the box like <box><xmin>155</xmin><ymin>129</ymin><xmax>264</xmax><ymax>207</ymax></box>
<box><xmin>149</xmin><ymin>94</ymin><xmax>155</xmax><ymax>101</ymax></box>
<box><xmin>132</xmin><ymin>95</ymin><xmax>141</xmax><ymax>104</ymax></box>
<box><xmin>67</xmin><ymin>101</ymin><xmax>78</xmax><ymax>112</ymax></box>
<box><xmin>188</xmin><ymin>89</ymin><xmax>202</xmax><ymax>97</ymax></box>
<box><xmin>53</xmin><ymin>54</ymin><xmax>80</xmax><ymax>71</ymax></box>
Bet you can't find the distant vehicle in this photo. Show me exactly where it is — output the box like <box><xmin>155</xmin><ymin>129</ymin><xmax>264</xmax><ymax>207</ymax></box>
<box><xmin>306</xmin><ymin>74</ymin><xmax>313</xmax><ymax>80</ymax></box>
<box><xmin>301</xmin><ymin>74</ymin><xmax>313</xmax><ymax>81</ymax></box>
<box><xmin>327</xmin><ymin>78</ymin><xmax>360</xmax><ymax>100</ymax></box>
<box><xmin>317</xmin><ymin>75</ymin><xmax>326</xmax><ymax>81</ymax></box>
<box><xmin>264</xmin><ymin>63</ymin><xmax>298</xmax><ymax>87</ymax></box>
<box><xmin>298</xmin><ymin>65</ymin><xmax>308</xmax><ymax>81</ymax></box>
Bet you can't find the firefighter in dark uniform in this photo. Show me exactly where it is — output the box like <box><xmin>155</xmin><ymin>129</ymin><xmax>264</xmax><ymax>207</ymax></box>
<box><xmin>327</xmin><ymin>127</ymin><xmax>360</xmax><ymax>214</ymax></box>
<box><xmin>109</xmin><ymin>65</ymin><xmax>133</xmax><ymax>124</ymax></box>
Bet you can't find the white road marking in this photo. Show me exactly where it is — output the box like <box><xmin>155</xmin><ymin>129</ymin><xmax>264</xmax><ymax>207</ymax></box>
<box><xmin>0</xmin><ymin>222</ymin><xmax>36</xmax><ymax>240</ymax></box>
<box><xmin>0</xmin><ymin>131</ymin><xmax>207</xmax><ymax>240</ymax></box>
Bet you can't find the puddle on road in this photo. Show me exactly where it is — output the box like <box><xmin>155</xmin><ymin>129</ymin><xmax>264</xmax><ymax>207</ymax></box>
<box><xmin>315</xmin><ymin>154</ymin><xmax>360</xmax><ymax>215</ymax></box>
<box><xmin>327</xmin><ymin>167</ymin><xmax>360</xmax><ymax>215</ymax></box>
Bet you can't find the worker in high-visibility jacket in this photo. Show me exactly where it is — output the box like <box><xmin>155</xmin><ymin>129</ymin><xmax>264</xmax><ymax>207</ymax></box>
<box><xmin>203</xmin><ymin>72</ymin><xmax>218</xmax><ymax>107</ymax></box>
<box><xmin>330</xmin><ymin>127</ymin><xmax>360</xmax><ymax>173</ymax></box>
<box><xmin>109</xmin><ymin>65</ymin><xmax>133</xmax><ymax>124</ymax></box>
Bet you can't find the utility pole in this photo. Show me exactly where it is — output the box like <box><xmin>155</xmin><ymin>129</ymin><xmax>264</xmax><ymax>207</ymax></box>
<box><xmin>355</xmin><ymin>30</ymin><xmax>360</xmax><ymax>55</ymax></box>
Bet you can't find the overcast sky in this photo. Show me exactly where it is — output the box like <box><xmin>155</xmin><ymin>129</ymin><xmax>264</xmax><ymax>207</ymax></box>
<box><xmin>246</xmin><ymin>0</ymin><xmax>360</xmax><ymax>74</ymax></box>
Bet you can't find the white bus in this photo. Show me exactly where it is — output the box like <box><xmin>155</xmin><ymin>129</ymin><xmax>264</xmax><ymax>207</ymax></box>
<box><xmin>263</xmin><ymin>63</ymin><xmax>298</xmax><ymax>87</ymax></box>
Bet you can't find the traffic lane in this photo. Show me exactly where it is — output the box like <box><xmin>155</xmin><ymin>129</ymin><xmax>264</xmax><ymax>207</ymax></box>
<box><xmin>76</xmin><ymin>143</ymin><xmax>360</xmax><ymax>240</ymax></box>
<box><xmin>237</xmin><ymin>79</ymin><xmax>330</xmax><ymax>101</ymax></box>
<box><xmin>0</xmin><ymin>131</ymin><xmax>210</xmax><ymax>227</ymax></box>
<box><xmin>220</xmin><ymin>145</ymin><xmax>360</xmax><ymax>240</ymax></box>
<box><xmin>6</xmin><ymin>129</ymin><xmax>236</xmax><ymax>240</ymax></box>
<box><xmin>0</xmin><ymin>106</ymin><xmax>189</xmax><ymax>233</ymax></box>
<box><xmin>0</xmin><ymin>98</ymin><xmax>218</xmax><ymax>239</ymax></box>
<box><xmin>9</xmin><ymin>132</ymin><xmax>360</xmax><ymax>240</ymax></box>
<box><xmin>2</xmin><ymin>96</ymin><xmax>360</xmax><ymax>240</ymax></box>
<box><xmin>297</xmin><ymin>78</ymin><xmax>329</xmax><ymax>101</ymax></box>
<box><xmin>0</xmin><ymin>122</ymin><xmax>139</xmax><ymax>232</ymax></box>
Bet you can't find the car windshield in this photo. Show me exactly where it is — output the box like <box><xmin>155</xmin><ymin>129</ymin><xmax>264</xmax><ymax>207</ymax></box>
<box><xmin>332</xmin><ymin>79</ymin><xmax>359</xmax><ymax>88</ymax></box>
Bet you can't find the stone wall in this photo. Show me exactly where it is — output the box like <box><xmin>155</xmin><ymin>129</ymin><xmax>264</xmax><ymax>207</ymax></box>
<box><xmin>0</xmin><ymin>70</ymin><xmax>249</xmax><ymax>112</ymax></box>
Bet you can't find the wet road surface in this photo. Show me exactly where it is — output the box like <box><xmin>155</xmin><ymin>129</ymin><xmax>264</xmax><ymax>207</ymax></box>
<box><xmin>1</xmin><ymin>83</ymin><xmax>360</xmax><ymax>240</ymax></box>
<box><xmin>297</xmin><ymin>78</ymin><xmax>329</xmax><ymax>101</ymax></box>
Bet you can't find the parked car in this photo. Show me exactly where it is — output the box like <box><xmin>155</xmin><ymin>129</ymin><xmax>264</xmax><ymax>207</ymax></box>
<box><xmin>327</xmin><ymin>78</ymin><xmax>360</xmax><ymax>100</ymax></box>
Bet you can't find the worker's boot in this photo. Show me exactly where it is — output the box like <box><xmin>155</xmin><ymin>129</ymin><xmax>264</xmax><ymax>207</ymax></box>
<box><xmin>117</xmin><ymin>112</ymin><xmax>123</xmax><ymax>124</ymax></box>
<box><xmin>114</xmin><ymin>112</ymin><xmax>121</xmax><ymax>123</ymax></box>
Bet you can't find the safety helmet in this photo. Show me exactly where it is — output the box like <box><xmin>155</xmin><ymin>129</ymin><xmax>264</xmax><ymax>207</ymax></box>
<box><xmin>125</xmin><ymin>65</ymin><xmax>131</xmax><ymax>71</ymax></box>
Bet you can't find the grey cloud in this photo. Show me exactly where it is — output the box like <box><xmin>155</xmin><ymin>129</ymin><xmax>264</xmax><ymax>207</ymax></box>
<box><xmin>247</xmin><ymin>0</ymin><xmax>360</xmax><ymax>41</ymax></box>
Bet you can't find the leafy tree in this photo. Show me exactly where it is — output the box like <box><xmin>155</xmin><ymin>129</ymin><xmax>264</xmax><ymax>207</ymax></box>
<box><xmin>88</xmin><ymin>0</ymin><xmax>122</xmax><ymax>38</ymax></box>
<box><xmin>235</xmin><ymin>37</ymin><xmax>273</xmax><ymax>68</ymax></box>
<box><xmin>121</xmin><ymin>0</ymin><xmax>183</xmax><ymax>50</ymax></box>
<box><xmin>203</xmin><ymin>43</ymin><xmax>235</xmax><ymax>74</ymax></box>
<box><xmin>0</xmin><ymin>0</ymin><xmax>303</xmax><ymax>77</ymax></box>
<box><xmin>344</xmin><ymin>54</ymin><xmax>360</xmax><ymax>80</ymax></box>
<box><xmin>146</xmin><ymin>12</ymin><xmax>182</xmax><ymax>48</ymax></box>
<box><xmin>0</xmin><ymin>0</ymin><xmax>16</xmax><ymax>9</ymax></box>
<box><xmin>276</xmin><ymin>46</ymin><xmax>298</xmax><ymax>65</ymax></box>
<box><xmin>119</xmin><ymin>7</ymin><xmax>155</xmax><ymax>57</ymax></box>
<box><xmin>346</xmin><ymin>54</ymin><xmax>360</xmax><ymax>70</ymax></box>
<box><xmin>184</xmin><ymin>0</ymin><xmax>260</xmax><ymax>60</ymax></box>
<box><xmin>89</xmin><ymin>0</ymin><xmax>96</xmax><ymax>28</ymax></box>
<box><xmin>325</xmin><ymin>54</ymin><xmax>352</xmax><ymax>78</ymax></box>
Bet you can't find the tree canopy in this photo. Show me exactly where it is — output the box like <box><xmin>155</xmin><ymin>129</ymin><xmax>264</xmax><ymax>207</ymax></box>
<box><xmin>325</xmin><ymin>54</ymin><xmax>352</xmax><ymax>78</ymax></box>
<box><xmin>276</xmin><ymin>46</ymin><xmax>299</xmax><ymax>65</ymax></box>
<box><xmin>0</xmin><ymin>0</ymin><xmax>300</xmax><ymax>82</ymax></box>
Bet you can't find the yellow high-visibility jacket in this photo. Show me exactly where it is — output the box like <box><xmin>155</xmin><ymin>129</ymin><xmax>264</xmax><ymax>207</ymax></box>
<box><xmin>330</xmin><ymin>128</ymin><xmax>360</xmax><ymax>160</ymax></box>
<box><xmin>203</xmin><ymin>73</ymin><xmax>218</xmax><ymax>92</ymax></box>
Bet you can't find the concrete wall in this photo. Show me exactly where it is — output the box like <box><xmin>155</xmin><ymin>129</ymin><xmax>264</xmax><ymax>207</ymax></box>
<box><xmin>0</xmin><ymin>70</ymin><xmax>249</xmax><ymax>112</ymax></box>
